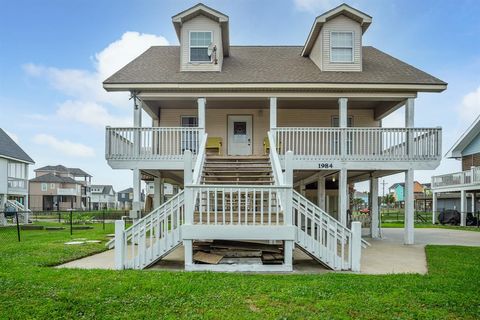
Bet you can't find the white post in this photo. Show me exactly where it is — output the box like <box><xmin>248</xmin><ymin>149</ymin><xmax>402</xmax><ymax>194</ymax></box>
<box><xmin>284</xmin><ymin>151</ymin><xmax>294</xmax><ymax>269</ymax></box>
<box><xmin>114</xmin><ymin>220</ymin><xmax>125</xmax><ymax>270</ymax></box>
<box><xmin>270</xmin><ymin>97</ymin><xmax>277</xmax><ymax>130</ymax></box>
<box><xmin>300</xmin><ymin>180</ymin><xmax>306</xmax><ymax>197</ymax></box>
<box><xmin>317</xmin><ymin>176</ymin><xmax>326</xmax><ymax>210</ymax></box>
<box><xmin>183</xmin><ymin>150</ymin><xmax>194</xmax><ymax>268</ymax></box>
<box><xmin>460</xmin><ymin>190</ymin><xmax>467</xmax><ymax>226</ymax></box>
<box><xmin>405</xmin><ymin>98</ymin><xmax>415</xmax><ymax>158</ymax></box>
<box><xmin>432</xmin><ymin>192</ymin><xmax>437</xmax><ymax>224</ymax></box>
<box><xmin>370</xmin><ymin>177</ymin><xmax>380</xmax><ymax>238</ymax></box>
<box><xmin>351</xmin><ymin>221</ymin><xmax>362</xmax><ymax>272</ymax></box>
<box><xmin>133</xmin><ymin>96</ymin><xmax>142</xmax><ymax>156</ymax></box>
<box><xmin>404</xmin><ymin>169</ymin><xmax>414</xmax><ymax>244</ymax></box>
<box><xmin>197</xmin><ymin>98</ymin><xmax>206</xmax><ymax>133</ymax></box>
<box><xmin>338</xmin><ymin>168</ymin><xmax>348</xmax><ymax>226</ymax></box>
<box><xmin>130</xmin><ymin>169</ymin><xmax>142</xmax><ymax>219</ymax></box>
<box><xmin>471</xmin><ymin>192</ymin><xmax>475</xmax><ymax>216</ymax></box>
<box><xmin>153</xmin><ymin>176</ymin><xmax>161</xmax><ymax>209</ymax></box>
<box><xmin>339</xmin><ymin>98</ymin><xmax>348</xmax><ymax>158</ymax></box>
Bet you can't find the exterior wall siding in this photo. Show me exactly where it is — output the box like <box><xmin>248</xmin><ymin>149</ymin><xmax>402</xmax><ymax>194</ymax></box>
<box><xmin>462</xmin><ymin>153</ymin><xmax>480</xmax><ymax>171</ymax></box>
<box><xmin>462</xmin><ymin>134</ymin><xmax>480</xmax><ymax>157</ymax></box>
<box><xmin>159</xmin><ymin>108</ymin><xmax>379</xmax><ymax>155</ymax></box>
<box><xmin>180</xmin><ymin>15</ymin><xmax>223</xmax><ymax>72</ymax></box>
<box><xmin>0</xmin><ymin>158</ymin><xmax>7</xmax><ymax>195</ymax></box>
<box><xmin>321</xmin><ymin>15</ymin><xmax>362</xmax><ymax>72</ymax></box>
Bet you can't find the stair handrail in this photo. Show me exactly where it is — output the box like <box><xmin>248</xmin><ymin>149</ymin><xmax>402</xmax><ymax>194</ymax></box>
<box><xmin>192</xmin><ymin>133</ymin><xmax>208</xmax><ymax>185</ymax></box>
<box><xmin>267</xmin><ymin>131</ymin><xmax>285</xmax><ymax>186</ymax></box>
<box><xmin>107</xmin><ymin>190</ymin><xmax>185</xmax><ymax>249</ymax></box>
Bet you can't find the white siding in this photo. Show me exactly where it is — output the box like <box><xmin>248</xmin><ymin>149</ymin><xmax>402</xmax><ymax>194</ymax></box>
<box><xmin>180</xmin><ymin>15</ymin><xmax>223</xmax><ymax>72</ymax></box>
<box><xmin>309</xmin><ymin>15</ymin><xmax>362</xmax><ymax>72</ymax></box>
<box><xmin>0</xmin><ymin>158</ymin><xmax>7</xmax><ymax>194</ymax></box>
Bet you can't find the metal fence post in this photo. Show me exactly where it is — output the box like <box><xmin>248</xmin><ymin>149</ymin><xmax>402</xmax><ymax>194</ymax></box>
<box><xmin>70</xmin><ymin>211</ymin><xmax>73</xmax><ymax>235</ymax></box>
<box><xmin>15</xmin><ymin>212</ymin><xmax>20</xmax><ymax>242</ymax></box>
<box><xmin>103</xmin><ymin>209</ymin><xmax>106</xmax><ymax>230</ymax></box>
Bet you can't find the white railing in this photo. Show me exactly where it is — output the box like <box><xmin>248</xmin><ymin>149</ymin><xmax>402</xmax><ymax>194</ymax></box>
<box><xmin>114</xmin><ymin>191</ymin><xmax>185</xmax><ymax>269</ymax></box>
<box><xmin>273</xmin><ymin>127</ymin><xmax>441</xmax><ymax>161</ymax></box>
<box><xmin>7</xmin><ymin>177</ymin><xmax>27</xmax><ymax>190</ymax></box>
<box><xmin>192</xmin><ymin>133</ymin><xmax>208</xmax><ymax>184</ymax></box>
<box><xmin>432</xmin><ymin>166</ymin><xmax>480</xmax><ymax>189</ymax></box>
<box><xmin>106</xmin><ymin>127</ymin><xmax>203</xmax><ymax>160</ymax></box>
<box><xmin>189</xmin><ymin>185</ymin><xmax>288</xmax><ymax>226</ymax></box>
<box><xmin>268</xmin><ymin>131</ymin><xmax>284</xmax><ymax>186</ymax></box>
<box><xmin>292</xmin><ymin>190</ymin><xmax>358</xmax><ymax>271</ymax></box>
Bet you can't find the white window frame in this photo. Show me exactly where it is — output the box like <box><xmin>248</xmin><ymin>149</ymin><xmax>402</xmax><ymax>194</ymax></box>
<box><xmin>50</xmin><ymin>183</ymin><xmax>55</xmax><ymax>189</ymax></box>
<box><xmin>41</xmin><ymin>183</ymin><xmax>47</xmax><ymax>192</ymax></box>
<box><xmin>189</xmin><ymin>31</ymin><xmax>213</xmax><ymax>63</ymax></box>
<box><xmin>330</xmin><ymin>31</ymin><xmax>354</xmax><ymax>63</ymax></box>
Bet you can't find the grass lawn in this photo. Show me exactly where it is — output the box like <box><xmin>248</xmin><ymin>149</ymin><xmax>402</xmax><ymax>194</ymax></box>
<box><xmin>381</xmin><ymin>222</ymin><xmax>480</xmax><ymax>232</ymax></box>
<box><xmin>1</xmin><ymin>224</ymin><xmax>480</xmax><ymax>319</ymax></box>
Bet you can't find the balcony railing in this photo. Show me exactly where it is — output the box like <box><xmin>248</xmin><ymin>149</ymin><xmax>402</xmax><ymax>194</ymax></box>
<box><xmin>273</xmin><ymin>127</ymin><xmax>442</xmax><ymax>161</ymax></box>
<box><xmin>7</xmin><ymin>177</ymin><xmax>27</xmax><ymax>191</ymax></box>
<box><xmin>106</xmin><ymin>127</ymin><xmax>202</xmax><ymax>161</ymax></box>
<box><xmin>432</xmin><ymin>167</ymin><xmax>480</xmax><ymax>189</ymax></box>
<box><xmin>57</xmin><ymin>188</ymin><xmax>78</xmax><ymax>196</ymax></box>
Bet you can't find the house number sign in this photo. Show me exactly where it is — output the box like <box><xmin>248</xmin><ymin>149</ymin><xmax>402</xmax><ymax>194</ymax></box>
<box><xmin>318</xmin><ymin>163</ymin><xmax>334</xmax><ymax>169</ymax></box>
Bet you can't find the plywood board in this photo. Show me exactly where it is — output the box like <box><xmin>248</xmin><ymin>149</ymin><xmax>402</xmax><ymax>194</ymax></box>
<box><xmin>193</xmin><ymin>251</ymin><xmax>224</xmax><ymax>264</ymax></box>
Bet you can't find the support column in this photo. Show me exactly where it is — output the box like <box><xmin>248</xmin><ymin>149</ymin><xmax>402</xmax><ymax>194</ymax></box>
<box><xmin>460</xmin><ymin>190</ymin><xmax>467</xmax><ymax>226</ymax></box>
<box><xmin>153</xmin><ymin>176</ymin><xmax>161</xmax><ymax>209</ymax></box>
<box><xmin>405</xmin><ymin>98</ymin><xmax>415</xmax><ymax>157</ymax></box>
<box><xmin>197</xmin><ymin>98</ymin><xmax>206</xmax><ymax>132</ymax></box>
<box><xmin>114</xmin><ymin>220</ymin><xmax>126</xmax><ymax>270</ymax></box>
<box><xmin>370</xmin><ymin>177</ymin><xmax>380</xmax><ymax>238</ymax></box>
<box><xmin>183</xmin><ymin>150</ymin><xmax>194</xmax><ymax>268</ymax></box>
<box><xmin>338</xmin><ymin>168</ymin><xmax>348</xmax><ymax>226</ymax></box>
<box><xmin>351</xmin><ymin>221</ymin><xmax>362</xmax><ymax>272</ymax></box>
<box><xmin>133</xmin><ymin>95</ymin><xmax>142</xmax><ymax>156</ymax></box>
<box><xmin>269</xmin><ymin>97</ymin><xmax>277</xmax><ymax>130</ymax></box>
<box><xmin>130</xmin><ymin>169</ymin><xmax>142</xmax><ymax>219</ymax></box>
<box><xmin>471</xmin><ymin>193</ymin><xmax>475</xmax><ymax>217</ymax></box>
<box><xmin>339</xmin><ymin>98</ymin><xmax>348</xmax><ymax>158</ymax></box>
<box><xmin>432</xmin><ymin>192</ymin><xmax>437</xmax><ymax>224</ymax></box>
<box><xmin>283</xmin><ymin>151</ymin><xmax>293</xmax><ymax>269</ymax></box>
<box><xmin>404</xmin><ymin>169</ymin><xmax>414</xmax><ymax>244</ymax></box>
<box><xmin>317</xmin><ymin>176</ymin><xmax>326</xmax><ymax>210</ymax></box>
<box><xmin>300</xmin><ymin>180</ymin><xmax>306</xmax><ymax>197</ymax></box>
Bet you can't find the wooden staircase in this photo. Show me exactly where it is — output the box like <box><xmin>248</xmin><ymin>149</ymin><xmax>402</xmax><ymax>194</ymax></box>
<box><xmin>202</xmin><ymin>156</ymin><xmax>274</xmax><ymax>185</ymax></box>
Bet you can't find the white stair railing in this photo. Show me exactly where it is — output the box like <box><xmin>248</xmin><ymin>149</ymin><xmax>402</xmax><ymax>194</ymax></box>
<box><xmin>114</xmin><ymin>191</ymin><xmax>185</xmax><ymax>270</ymax></box>
<box><xmin>292</xmin><ymin>190</ymin><xmax>360</xmax><ymax>271</ymax></box>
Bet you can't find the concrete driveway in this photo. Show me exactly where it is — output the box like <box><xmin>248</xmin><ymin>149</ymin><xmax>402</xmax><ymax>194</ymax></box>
<box><xmin>57</xmin><ymin>228</ymin><xmax>480</xmax><ymax>274</ymax></box>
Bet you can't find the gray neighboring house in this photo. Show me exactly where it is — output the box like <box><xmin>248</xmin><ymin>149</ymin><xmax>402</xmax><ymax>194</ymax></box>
<box><xmin>0</xmin><ymin>128</ymin><xmax>34</xmax><ymax>215</ymax></box>
<box><xmin>117</xmin><ymin>188</ymin><xmax>133</xmax><ymax>210</ymax></box>
<box><xmin>90</xmin><ymin>185</ymin><xmax>117</xmax><ymax>210</ymax></box>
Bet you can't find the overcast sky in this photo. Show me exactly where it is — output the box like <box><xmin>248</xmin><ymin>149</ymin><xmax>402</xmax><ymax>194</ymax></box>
<box><xmin>0</xmin><ymin>0</ymin><xmax>479</xmax><ymax>192</ymax></box>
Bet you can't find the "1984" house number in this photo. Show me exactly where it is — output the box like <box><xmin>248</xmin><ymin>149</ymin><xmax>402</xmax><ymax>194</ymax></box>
<box><xmin>318</xmin><ymin>163</ymin><xmax>334</xmax><ymax>169</ymax></box>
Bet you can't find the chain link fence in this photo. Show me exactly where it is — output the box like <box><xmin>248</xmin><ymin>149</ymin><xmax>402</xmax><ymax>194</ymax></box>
<box><xmin>0</xmin><ymin>210</ymin><xmax>131</xmax><ymax>242</ymax></box>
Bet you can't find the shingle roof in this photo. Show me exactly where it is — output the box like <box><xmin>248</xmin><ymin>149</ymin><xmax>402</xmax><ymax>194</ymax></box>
<box><xmin>0</xmin><ymin>129</ymin><xmax>34</xmax><ymax>163</ymax></box>
<box><xmin>91</xmin><ymin>185</ymin><xmax>115</xmax><ymax>195</ymax></box>
<box><xmin>35</xmin><ymin>165</ymin><xmax>91</xmax><ymax>177</ymax></box>
<box><xmin>104</xmin><ymin>46</ymin><xmax>446</xmax><ymax>86</ymax></box>
<box><xmin>68</xmin><ymin>168</ymin><xmax>92</xmax><ymax>177</ymax></box>
<box><xmin>119</xmin><ymin>187</ymin><xmax>133</xmax><ymax>194</ymax></box>
<box><xmin>29</xmin><ymin>173</ymin><xmax>78</xmax><ymax>184</ymax></box>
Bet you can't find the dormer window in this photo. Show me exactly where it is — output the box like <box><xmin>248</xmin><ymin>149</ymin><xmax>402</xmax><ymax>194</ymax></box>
<box><xmin>189</xmin><ymin>31</ymin><xmax>212</xmax><ymax>62</ymax></box>
<box><xmin>330</xmin><ymin>31</ymin><xmax>354</xmax><ymax>63</ymax></box>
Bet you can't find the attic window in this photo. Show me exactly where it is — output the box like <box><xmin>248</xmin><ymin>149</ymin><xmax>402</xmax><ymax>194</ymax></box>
<box><xmin>190</xmin><ymin>31</ymin><xmax>212</xmax><ymax>62</ymax></box>
<box><xmin>330</xmin><ymin>32</ymin><xmax>354</xmax><ymax>63</ymax></box>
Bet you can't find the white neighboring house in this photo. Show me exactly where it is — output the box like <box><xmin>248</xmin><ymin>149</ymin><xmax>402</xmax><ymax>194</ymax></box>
<box><xmin>0</xmin><ymin>128</ymin><xmax>34</xmax><ymax>224</ymax></box>
<box><xmin>432</xmin><ymin>115</ymin><xmax>480</xmax><ymax>225</ymax></box>
<box><xmin>104</xmin><ymin>3</ymin><xmax>446</xmax><ymax>272</ymax></box>
<box><xmin>90</xmin><ymin>185</ymin><xmax>117</xmax><ymax>210</ymax></box>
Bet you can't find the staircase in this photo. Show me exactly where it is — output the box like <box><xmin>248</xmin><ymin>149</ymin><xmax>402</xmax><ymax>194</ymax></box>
<box><xmin>202</xmin><ymin>156</ymin><xmax>273</xmax><ymax>185</ymax></box>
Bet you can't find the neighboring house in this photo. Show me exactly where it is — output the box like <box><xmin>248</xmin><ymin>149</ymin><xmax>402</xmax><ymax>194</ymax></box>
<box><xmin>432</xmin><ymin>115</ymin><xmax>480</xmax><ymax>224</ymax></box>
<box><xmin>117</xmin><ymin>188</ymin><xmax>133</xmax><ymax>210</ymax></box>
<box><xmin>0</xmin><ymin>128</ymin><xmax>34</xmax><ymax>213</ymax></box>
<box><xmin>389</xmin><ymin>181</ymin><xmax>425</xmax><ymax>204</ymax></box>
<box><xmin>29</xmin><ymin>165</ymin><xmax>92</xmax><ymax>211</ymax></box>
<box><xmin>90</xmin><ymin>185</ymin><xmax>117</xmax><ymax>210</ymax></box>
<box><xmin>104</xmin><ymin>3</ymin><xmax>446</xmax><ymax>271</ymax></box>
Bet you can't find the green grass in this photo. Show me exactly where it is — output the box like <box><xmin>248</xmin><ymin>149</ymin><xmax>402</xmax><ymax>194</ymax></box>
<box><xmin>1</xmin><ymin>225</ymin><xmax>480</xmax><ymax>319</ymax></box>
<box><xmin>381</xmin><ymin>222</ymin><xmax>480</xmax><ymax>232</ymax></box>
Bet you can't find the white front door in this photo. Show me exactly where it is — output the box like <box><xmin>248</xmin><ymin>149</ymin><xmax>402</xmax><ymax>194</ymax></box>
<box><xmin>228</xmin><ymin>115</ymin><xmax>253</xmax><ymax>156</ymax></box>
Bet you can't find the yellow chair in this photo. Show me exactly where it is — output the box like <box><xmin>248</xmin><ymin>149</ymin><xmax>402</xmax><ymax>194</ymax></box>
<box><xmin>263</xmin><ymin>137</ymin><xmax>282</xmax><ymax>154</ymax></box>
<box><xmin>206</xmin><ymin>137</ymin><xmax>223</xmax><ymax>155</ymax></box>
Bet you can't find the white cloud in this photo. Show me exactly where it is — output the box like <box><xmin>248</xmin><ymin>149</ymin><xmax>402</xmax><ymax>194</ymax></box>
<box><xmin>5</xmin><ymin>130</ymin><xmax>19</xmax><ymax>144</ymax></box>
<box><xmin>33</xmin><ymin>134</ymin><xmax>95</xmax><ymax>157</ymax></box>
<box><xmin>458</xmin><ymin>86</ymin><xmax>480</xmax><ymax>120</ymax></box>
<box><xmin>293</xmin><ymin>0</ymin><xmax>338</xmax><ymax>13</ymax></box>
<box><xmin>56</xmin><ymin>100</ymin><xmax>131</xmax><ymax>128</ymax></box>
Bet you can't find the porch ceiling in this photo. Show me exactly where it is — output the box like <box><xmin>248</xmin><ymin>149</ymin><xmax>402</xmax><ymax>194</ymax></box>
<box><xmin>142</xmin><ymin>98</ymin><xmax>404</xmax><ymax>120</ymax></box>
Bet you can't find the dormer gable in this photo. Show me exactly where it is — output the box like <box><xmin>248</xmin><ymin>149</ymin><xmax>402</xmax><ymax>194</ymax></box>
<box><xmin>172</xmin><ymin>3</ymin><xmax>229</xmax><ymax>72</ymax></box>
<box><xmin>302</xmin><ymin>3</ymin><xmax>372</xmax><ymax>72</ymax></box>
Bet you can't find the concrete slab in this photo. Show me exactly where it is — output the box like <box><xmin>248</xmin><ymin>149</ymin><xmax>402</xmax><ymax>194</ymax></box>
<box><xmin>57</xmin><ymin>228</ymin><xmax>480</xmax><ymax>274</ymax></box>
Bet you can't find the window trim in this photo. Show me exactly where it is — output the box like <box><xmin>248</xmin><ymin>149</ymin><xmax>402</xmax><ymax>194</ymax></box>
<box><xmin>41</xmin><ymin>183</ymin><xmax>47</xmax><ymax>192</ymax></box>
<box><xmin>188</xmin><ymin>31</ymin><xmax>213</xmax><ymax>64</ymax></box>
<box><xmin>330</xmin><ymin>31</ymin><xmax>354</xmax><ymax>63</ymax></box>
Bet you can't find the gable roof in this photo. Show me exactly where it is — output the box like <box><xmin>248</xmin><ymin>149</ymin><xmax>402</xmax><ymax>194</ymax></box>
<box><xmin>35</xmin><ymin>165</ymin><xmax>91</xmax><ymax>177</ymax></box>
<box><xmin>172</xmin><ymin>3</ymin><xmax>230</xmax><ymax>56</ymax></box>
<box><xmin>104</xmin><ymin>46</ymin><xmax>446</xmax><ymax>91</ymax></box>
<box><xmin>0</xmin><ymin>129</ymin><xmax>34</xmax><ymax>164</ymax></box>
<box><xmin>91</xmin><ymin>185</ymin><xmax>115</xmax><ymax>195</ymax></box>
<box><xmin>118</xmin><ymin>187</ymin><xmax>133</xmax><ymax>194</ymax></box>
<box><xmin>302</xmin><ymin>3</ymin><xmax>372</xmax><ymax>56</ymax></box>
<box><xmin>445</xmin><ymin>115</ymin><xmax>480</xmax><ymax>159</ymax></box>
<box><xmin>29</xmin><ymin>173</ymin><xmax>78</xmax><ymax>184</ymax></box>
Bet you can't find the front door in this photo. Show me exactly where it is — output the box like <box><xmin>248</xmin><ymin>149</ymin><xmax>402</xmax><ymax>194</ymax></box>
<box><xmin>228</xmin><ymin>115</ymin><xmax>253</xmax><ymax>156</ymax></box>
